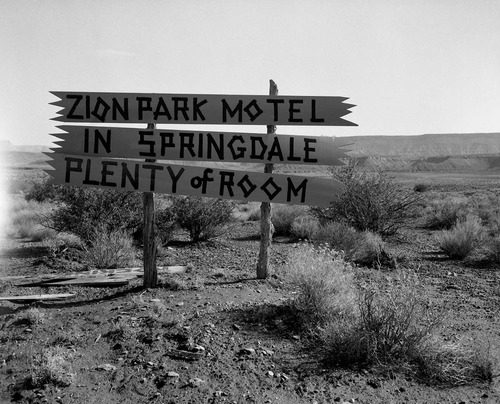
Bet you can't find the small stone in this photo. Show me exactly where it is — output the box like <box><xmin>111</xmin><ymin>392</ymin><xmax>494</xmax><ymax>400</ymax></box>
<box><xmin>188</xmin><ymin>377</ymin><xmax>205</xmax><ymax>387</ymax></box>
<box><xmin>166</xmin><ymin>371</ymin><xmax>179</xmax><ymax>378</ymax></box>
<box><xmin>96</xmin><ymin>364</ymin><xmax>117</xmax><ymax>372</ymax></box>
<box><xmin>238</xmin><ymin>347</ymin><xmax>256</xmax><ymax>355</ymax></box>
<box><xmin>192</xmin><ymin>345</ymin><xmax>205</xmax><ymax>353</ymax></box>
<box><xmin>399</xmin><ymin>387</ymin><xmax>406</xmax><ymax>393</ymax></box>
<box><xmin>232</xmin><ymin>324</ymin><xmax>241</xmax><ymax>331</ymax></box>
<box><xmin>266</xmin><ymin>371</ymin><xmax>274</xmax><ymax>377</ymax></box>
<box><xmin>292</xmin><ymin>335</ymin><xmax>300</xmax><ymax>340</ymax></box>
<box><xmin>481</xmin><ymin>393</ymin><xmax>489</xmax><ymax>398</ymax></box>
<box><xmin>367</xmin><ymin>379</ymin><xmax>381</xmax><ymax>388</ymax></box>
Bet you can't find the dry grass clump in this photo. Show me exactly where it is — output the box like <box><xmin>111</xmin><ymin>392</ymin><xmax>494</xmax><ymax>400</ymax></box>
<box><xmin>82</xmin><ymin>226</ymin><xmax>135</xmax><ymax>269</ymax></box>
<box><xmin>416</xmin><ymin>338</ymin><xmax>493</xmax><ymax>386</ymax></box>
<box><xmin>7</xmin><ymin>199</ymin><xmax>56</xmax><ymax>241</ymax></box>
<box><xmin>23</xmin><ymin>307</ymin><xmax>45</xmax><ymax>326</ymax></box>
<box><xmin>283</xmin><ymin>246</ymin><xmax>493</xmax><ymax>386</ymax></box>
<box><xmin>290</xmin><ymin>215</ymin><xmax>320</xmax><ymax>240</ymax></box>
<box><xmin>436</xmin><ymin>215</ymin><xmax>484</xmax><ymax>260</ymax></box>
<box><xmin>285</xmin><ymin>245</ymin><xmax>358</xmax><ymax>328</ymax></box>
<box><xmin>271</xmin><ymin>204</ymin><xmax>308</xmax><ymax>236</ymax></box>
<box><xmin>484</xmin><ymin>235</ymin><xmax>500</xmax><ymax>263</ymax></box>
<box><xmin>29</xmin><ymin>347</ymin><xmax>75</xmax><ymax>388</ymax></box>
<box><xmin>424</xmin><ymin>199</ymin><xmax>469</xmax><ymax>230</ymax></box>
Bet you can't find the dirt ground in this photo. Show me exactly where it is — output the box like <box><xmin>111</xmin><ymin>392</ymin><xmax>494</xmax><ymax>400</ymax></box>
<box><xmin>1</xmin><ymin>213</ymin><xmax>500</xmax><ymax>404</ymax></box>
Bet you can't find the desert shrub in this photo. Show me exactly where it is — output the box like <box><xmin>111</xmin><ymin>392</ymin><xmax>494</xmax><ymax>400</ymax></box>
<box><xmin>284</xmin><ymin>251</ymin><xmax>492</xmax><ymax>385</ymax></box>
<box><xmin>155</xmin><ymin>206</ymin><xmax>177</xmax><ymax>245</ymax></box>
<box><xmin>22</xmin><ymin>308</ymin><xmax>45</xmax><ymax>326</ymax></box>
<box><xmin>285</xmin><ymin>245</ymin><xmax>358</xmax><ymax>329</ymax></box>
<box><xmin>246</xmin><ymin>206</ymin><xmax>261</xmax><ymax>221</ymax></box>
<box><xmin>272</xmin><ymin>205</ymin><xmax>308</xmax><ymax>236</ymax></box>
<box><xmin>425</xmin><ymin>200</ymin><xmax>469</xmax><ymax>230</ymax></box>
<box><xmin>311</xmin><ymin>221</ymin><xmax>360</xmax><ymax>259</ymax></box>
<box><xmin>82</xmin><ymin>226</ymin><xmax>135</xmax><ymax>269</ymax></box>
<box><xmin>485</xmin><ymin>235</ymin><xmax>500</xmax><ymax>263</ymax></box>
<box><xmin>49</xmin><ymin>187</ymin><xmax>143</xmax><ymax>242</ymax></box>
<box><xmin>171</xmin><ymin>196</ymin><xmax>234</xmax><ymax>242</ymax></box>
<box><xmin>291</xmin><ymin>215</ymin><xmax>320</xmax><ymax>240</ymax></box>
<box><xmin>7</xmin><ymin>199</ymin><xmax>56</xmax><ymax>241</ymax></box>
<box><xmin>311</xmin><ymin>163</ymin><xmax>422</xmax><ymax>236</ymax></box>
<box><xmin>24</xmin><ymin>178</ymin><xmax>59</xmax><ymax>202</ymax></box>
<box><xmin>416</xmin><ymin>338</ymin><xmax>493</xmax><ymax>386</ymax></box>
<box><xmin>413</xmin><ymin>183</ymin><xmax>430</xmax><ymax>193</ymax></box>
<box><xmin>352</xmin><ymin>231</ymin><xmax>390</xmax><ymax>266</ymax></box>
<box><xmin>436</xmin><ymin>215</ymin><xmax>484</xmax><ymax>260</ymax></box>
<box><xmin>29</xmin><ymin>347</ymin><xmax>75</xmax><ymax>388</ymax></box>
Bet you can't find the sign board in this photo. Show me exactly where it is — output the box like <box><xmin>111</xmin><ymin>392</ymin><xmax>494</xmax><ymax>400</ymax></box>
<box><xmin>45</xmin><ymin>154</ymin><xmax>344</xmax><ymax>207</ymax></box>
<box><xmin>51</xmin><ymin>125</ymin><xmax>351</xmax><ymax>166</ymax></box>
<box><xmin>50</xmin><ymin>92</ymin><xmax>357</xmax><ymax>126</ymax></box>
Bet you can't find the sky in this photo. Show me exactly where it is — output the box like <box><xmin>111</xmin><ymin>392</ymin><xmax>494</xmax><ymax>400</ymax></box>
<box><xmin>0</xmin><ymin>0</ymin><xmax>499</xmax><ymax>147</ymax></box>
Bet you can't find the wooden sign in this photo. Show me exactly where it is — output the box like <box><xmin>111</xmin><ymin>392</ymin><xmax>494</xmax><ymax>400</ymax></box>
<box><xmin>50</xmin><ymin>92</ymin><xmax>357</xmax><ymax>126</ymax></box>
<box><xmin>45</xmin><ymin>154</ymin><xmax>345</xmax><ymax>206</ymax></box>
<box><xmin>51</xmin><ymin>125</ymin><xmax>351</xmax><ymax>166</ymax></box>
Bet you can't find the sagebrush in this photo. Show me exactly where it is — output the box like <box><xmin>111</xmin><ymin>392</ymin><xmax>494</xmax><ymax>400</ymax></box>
<box><xmin>311</xmin><ymin>162</ymin><xmax>421</xmax><ymax>236</ymax></box>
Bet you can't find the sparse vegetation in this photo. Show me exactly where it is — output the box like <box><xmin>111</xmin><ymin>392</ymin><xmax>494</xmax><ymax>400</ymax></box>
<box><xmin>82</xmin><ymin>226</ymin><xmax>136</xmax><ymax>269</ymax></box>
<box><xmin>311</xmin><ymin>162</ymin><xmax>422</xmax><ymax>236</ymax></box>
<box><xmin>171</xmin><ymin>196</ymin><xmax>235</xmax><ymax>242</ymax></box>
<box><xmin>29</xmin><ymin>347</ymin><xmax>75</xmax><ymax>388</ymax></box>
<box><xmin>436</xmin><ymin>215</ymin><xmax>484</xmax><ymax>259</ymax></box>
<box><xmin>271</xmin><ymin>204</ymin><xmax>308</xmax><ymax>237</ymax></box>
<box><xmin>283</xmin><ymin>246</ymin><xmax>493</xmax><ymax>385</ymax></box>
<box><xmin>49</xmin><ymin>186</ymin><xmax>143</xmax><ymax>242</ymax></box>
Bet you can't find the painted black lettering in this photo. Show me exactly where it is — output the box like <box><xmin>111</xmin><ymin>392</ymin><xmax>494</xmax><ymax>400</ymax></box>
<box><xmin>260</xmin><ymin>177</ymin><xmax>282</xmax><ymax>200</ymax></box>
<box><xmin>193</xmin><ymin>98</ymin><xmax>207</xmax><ymax>121</ymax></box>
<box><xmin>222</xmin><ymin>99</ymin><xmax>243</xmax><ymax>123</ymax></box>
<box><xmin>287</xmin><ymin>177</ymin><xmax>308</xmax><ymax>203</ymax></box>
<box><xmin>91</xmin><ymin>97</ymin><xmax>110</xmax><ymax>122</ymax></box>
<box><xmin>172</xmin><ymin>97</ymin><xmax>189</xmax><ymax>120</ymax></box>
<box><xmin>180</xmin><ymin>133</ymin><xmax>196</xmax><ymax>158</ymax></box>
<box><xmin>93</xmin><ymin>129</ymin><xmax>111</xmax><ymax>154</ymax></box>
<box><xmin>83</xmin><ymin>158</ymin><xmax>99</xmax><ymax>185</ymax></box>
<box><xmin>303</xmin><ymin>138</ymin><xmax>317</xmax><ymax>163</ymax></box>
<box><xmin>287</xmin><ymin>137</ymin><xmax>301</xmax><ymax>161</ymax></box>
<box><xmin>143</xmin><ymin>164</ymin><xmax>163</xmax><ymax>192</ymax></box>
<box><xmin>250</xmin><ymin>136</ymin><xmax>267</xmax><ymax>160</ymax></box>
<box><xmin>243</xmin><ymin>99</ymin><xmax>263</xmax><ymax>121</ymax></box>
<box><xmin>206</xmin><ymin>133</ymin><xmax>224</xmax><ymax>159</ymax></box>
<box><xmin>153</xmin><ymin>97</ymin><xmax>172</xmax><ymax>121</ymax></box>
<box><xmin>237</xmin><ymin>175</ymin><xmax>257</xmax><ymax>198</ymax></box>
<box><xmin>112</xmin><ymin>97</ymin><xmax>129</xmax><ymax>121</ymax></box>
<box><xmin>101</xmin><ymin>161</ymin><xmax>117</xmax><ymax>187</ymax></box>
<box><xmin>166</xmin><ymin>166</ymin><xmax>185</xmax><ymax>194</ymax></box>
<box><xmin>138</xmin><ymin>131</ymin><xmax>156</xmax><ymax>157</ymax></box>
<box><xmin>159</xmin><ymin>132</ymin><xmax>175</xmax><ymax>157</ymax></box>
<box><xmin>65</xmin><ymin>157</ymin><xmax>83</xmax><ymax>183</ymax></box>
<box><xmin>66</xmin><ymin>94</ymin><xmax>84</xmax><ymax>120</ymax></box>
<box><xmin>121</xmin><ymin>162</ymin><xmax>139</xmax><ymax>189</ymax></box>
<box><xmin>137</xmin><ymin>97</ymin><xmax>152</xmax><ymax>120</ymax></box>
<box><xmin>267</xmin><ymin>137</ymin><xmax>284</xmax><ymax>162</ymax></box>
<box><xmin>219</xmin><ymin>171</ymin><xmax>235</xmax><ymax>197</ymax></box>
<box><xmin>84</xmin><ymin>129</ymin><xmax>89</xmax><ymax>153</ymax></box>
<box><xmin>227</xmin><ymin>135</ymin><xmax>245</xmax><ymax>160</ymax></box>
<box><xmin>266</xmin><ymin>99</ymin><xmax>284</xmax><ymax>121</ymax></box>
<box><xmin>310</xmin><ymin>99</ymin><xmax>325</xmax><ymax>122</ymax></box>
<box><xmin>288</xmin><ymin>100</ymin><xmax>303</xmax><ymax>123</ymax></box>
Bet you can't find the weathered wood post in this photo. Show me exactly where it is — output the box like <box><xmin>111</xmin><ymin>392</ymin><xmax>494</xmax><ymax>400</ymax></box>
<box><xmin>256</xmin><ymin>79</ymin><xmax>278</xmax><ymax>279</ymax></box>
<box><xmin>143</xmin><ymin>123</ymin><xmax>157</xmax><ymax>288</ymax></box>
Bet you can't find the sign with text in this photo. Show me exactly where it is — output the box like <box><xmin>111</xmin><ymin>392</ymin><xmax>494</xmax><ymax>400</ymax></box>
<box><xmin>50</xmin><ymin>92</ymin><xmax>357</xmax><ymax>126</ymax></box>
<box><xmin>45</xmin><ymin>154</ymin><xmax>345</xmax><ymax>206</ymax></box>
<box><xmin>51</xmin><ymin>125</ymin><xmax>351</xmax><ymax>166</ymax></box>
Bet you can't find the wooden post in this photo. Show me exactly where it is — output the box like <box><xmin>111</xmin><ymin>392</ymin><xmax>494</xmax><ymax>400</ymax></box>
<box><xmin>143</xmin><ymin>123</ymin><xmax>157</xmax><ymax>288</ymax></box>
<box><xmin>256</xmin><ymin>79</ymin><xmax>278</xmax><ymax>279</ymax></box>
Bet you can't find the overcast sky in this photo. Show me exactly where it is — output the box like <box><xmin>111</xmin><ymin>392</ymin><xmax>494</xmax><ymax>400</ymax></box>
<box><xmin>1</xmin><ymin>0</ymin><xmax>499</xmax><ymax>146</ymax></box>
